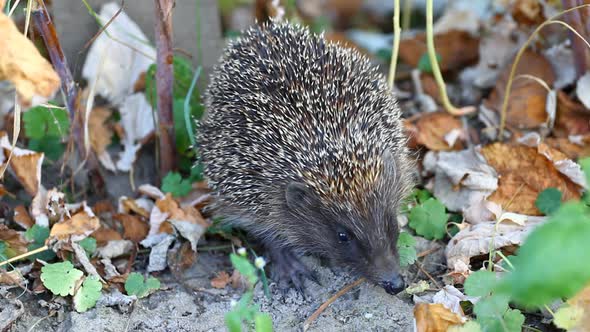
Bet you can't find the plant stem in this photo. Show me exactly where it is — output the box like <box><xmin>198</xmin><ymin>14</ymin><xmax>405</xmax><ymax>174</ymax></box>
<box><xmin>498</xmin><ymin>4</ymin><xmax>590</xmax><ymax>138</ymax></box>
<box><xmin>154</xmin><ymin>0</ymin><xmax>176</xmax><ymax>180</ymax></box>
<box><xmin>388</xmin><ymin>0</ymin><xmax>401</xmax><ymax>89</ymax></box>
<box><xmin>425</xmin><ymin>0</ymin><xmax>475</xmax><ymax>116</ymax></box>
<box><xmin>402</xmin><ymin>0</ymin><xmax>412</xmax><ymax>30</ymax></box>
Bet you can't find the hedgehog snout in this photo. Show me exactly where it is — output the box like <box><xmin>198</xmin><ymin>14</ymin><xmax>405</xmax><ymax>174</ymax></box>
<box><xmin>380</xmin><ymin>274</ymin><xmax>405</xmax><ymax>295</ymax></box>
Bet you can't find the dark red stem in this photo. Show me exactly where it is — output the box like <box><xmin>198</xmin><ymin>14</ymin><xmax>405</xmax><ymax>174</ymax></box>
<box><xmin>154</xmin><ymin>0</ymin><xmax>176</xmax><ymax>181</ymax></box>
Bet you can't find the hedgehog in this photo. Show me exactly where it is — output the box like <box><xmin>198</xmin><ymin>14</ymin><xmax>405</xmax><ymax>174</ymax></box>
<box><xmin>198</xmin><ymin>22</ymin><xmax>413</xmax><ymax>295</ymax></box>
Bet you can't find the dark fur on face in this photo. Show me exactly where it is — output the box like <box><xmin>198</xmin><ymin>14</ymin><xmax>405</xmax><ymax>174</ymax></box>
<box><xmin>278</xmin><ymin>151</ymin><xmax>409</xmax><ymax>293</ymax></box>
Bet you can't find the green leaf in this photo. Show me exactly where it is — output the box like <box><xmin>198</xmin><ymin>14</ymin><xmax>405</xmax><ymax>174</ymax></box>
<box><xmin>408</xmin><ymin>198</ymin><xmax>448</xmax><ymax>240</ymax></box>
<box><xmin>28</xmin><ymin>137</ymin><xmax>65</xmax><ymax>161</ymax></box>
<box><xmin>473</xmin><ymin>295</ymin><xmax>524</xmax><ymax>332</ymax></box>
<box><xmin>145</xmin><ymin>56</ymin><xmax>202</xmax><ymax>111</ymax></box>
<box><xmin>580</xmin><ymin>157</ymin><xmax>590</xmax><ymax>188</ymax></box>
<box><xmin>501</xmin><ymin>309</ymin><xmax>525</xmax><ymax>332</ymax></box>
<box><xmin>497</xmin><ymin>203</ymin><xmax>590</xmax><ymax>307</ymax></box>
<box><xmin>0</xmin><ymin>241</ymin><xmax>7</xmax><ymax>259</ymax></box>
<box><xmin>161</xmin><ymin>172</ymin><xmax>192</xmax><ymax>197</ymax></box>
<box><xmin>73</xmin><ymin>275</ymin><xmax>102</xmax><ymax>312</ymax></box>
<box><xmin>124</xmin><ymin>272</ymin><xmax>160</xmax><ymax>298</ymax></box>
<box><xmin>464</xmin><ymin>270</ymin><xmax>497</xmax><ymax>297</ymax></box>
<box><xmin>535</xmin><ymin>188</ymin><xmax>562</xmax><ymax>215</ymax></box>
<box><xmin>23</xmin><ymin>104</ymin><xmax>69</xmax><ymax>140</ymax></box>
<box><xmin>553</xmin><ymin>305</ymin><xmax>584</xmax><ymax>330</ymax></box>
<box><xmin>24</xmin><ymin>225</ymin><xmax>55</xmax><ymax>261</ymax></box>
<box><xmin>41</xmin><ymin>261</ymin><xmax>84</xmax><ymax>296</ymax></box>
<box><xmin>474</xmin><ymin>294</ymin><xmax>509</xmax><ymax>320</ymax></box>
<box><xmin>254</xmin><ymin>312</ymin><xmax>273</xmax><ymax>332</ymax></box>
<box><xmin>230</xmin><ymin>253</ymin><xmax>258</xmax><ymax>285</ymax></box>
<box><xmin>225</xmin><ymin>311</ymin><xmax>242</xmax><ymax>332</ymax></box>
<box><xmin>418</xmin><ymin>53</ymin><xmax>442</xmax><ymax>73</ymax></box>
<box><xmin>78</xmin><ymin>237</ymin><xmax>97</xmax><ymax>255</ymax></box>
<box><xmin>397</xmin><ymin>232</ymin><xmax>417</xmax><ymax>267</ymax></box>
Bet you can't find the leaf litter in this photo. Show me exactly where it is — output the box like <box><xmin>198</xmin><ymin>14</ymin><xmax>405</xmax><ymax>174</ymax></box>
<box><xmin>2</xmin><ymin>0</ymin><xmax>590</xmax><ymax>331</ymax></box>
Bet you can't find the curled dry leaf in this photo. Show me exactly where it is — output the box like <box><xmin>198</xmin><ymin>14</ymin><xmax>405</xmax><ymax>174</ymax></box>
<box><xmin>116</xmin><ymin>93</ymin><xmax>154</xmax><ymax>171</ymax></box>
<box><xmin>555</xmin><ymin>91</ymin><xmax>590</xmax><ymax>138</ymax></box>
<box><xmin>210</xmin><ymin>271</ymin><xmax>231</xmax><ymax>289</ymax></box>
<box><xmin>414</xmin><ymin>303</ymin><xmax>464</xmax><ymax>332</ymax></box>
<box><xmin>446</xmin><ymin>219</ymin><xmax>543</xmax><ymax>275</ymax></box>
<box><xmin>432</xmin><ymin>286</ymin><xmax>475</xmax><ymax>318</ymax></box>
<box><xmin>407</xmin><ymin>112</ymin><xmax>465</xmax><ymax>151</ymax></box>
<box><xmin>0</xmin><ymin>225</ymin><xmax>27</xmax><ymax>256</ymax></box>
<box><xmin>511</xmin><ymin>0</ymin><xmax>545</xmax><ymax>26</ymax></box>
<box><xmin>0</xmin><ymin>7</ymin><xmax>60</xmax><ymax>106</ymax></box>
<box><xmin>113</xmin><ymin>213</ymin><xmax>148</xmax><ymax>243</ymax></box>
<box><xmin>399</xmin><ymin>30</ymin><xmax>479</xmax><ymax>72</ymax></box>
<box><xmin>89</xmin><ymin>107</ymin><xmax>115</xmax><ymax>171</ymax></box>
<box><xmin>485</xmin><ymin>50</ymin><xmax>555</xmax><ymax>129</ymax></box>
<box><xmin>82</xmin><ymin>3</ymin><xmax>155</xmax><ymax>105</ymax></box>
<box><xmin>545</xmin><ymin>136</ymin><xmax>590</xmax><ymax>160</ymax></box>
<box><xmin>13</xmin><ymin>205</ymin><xmax>34</xmax><ymax>229</ymax></box>
<box><xmin>50</xmin><ymin>205</ymin><xmax>100</xmax><ymax>241</ymax></box>
<box><xmin>118</xmin><ymin>196</ymin><xmax>153</xmax><ymax>218</ymax></box>
<box><xmin>96</xmin><ymin>239</ymin><xmax>134</xmax><ymax>259</ymax></box>
<box><xmin>90</xmin><ymin>225</ymin><xmax>122</xmax><ymax>246</ymax></box>
<box><xmin>0</xmin><ymin>132</ymin><xmax>44</xmax><ymax>196</ymax></box>
<box><xmin>481</xmin><ymin>142</ymin><xmax>582</xmax><ymax>215</ymax></box>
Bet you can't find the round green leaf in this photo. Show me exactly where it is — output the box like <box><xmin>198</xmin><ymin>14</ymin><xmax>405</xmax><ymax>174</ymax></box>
<box><xmin>409</xmin><ymin>198</ymin><xmax>448</xmax><ymax>240</ymax></box>
<box><xmin>40</xmin><ymin>261</ymin><xmax>84</xmax><ymax>296</ymax></box>
<box><xmin>74</xmin><ymin>276</ymin><xmax>102</xmax><ymax>312</ymax></box>
<box><xmin>254</xmin><ymin>312</ymin><xmax>273</xmax><ymax>332</ymax></box>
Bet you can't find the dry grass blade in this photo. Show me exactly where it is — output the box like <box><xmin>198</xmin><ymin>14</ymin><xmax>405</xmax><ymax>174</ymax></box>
<box><xmin>0</xmin><ymin>245</ymin><xmax>49</xmax><ymax>268</ymax></box>
<box><xmin>388</xmin><ymin>0</ymin><xmax>401</xmax><ymax>89</ymax></box>
<box><xmin>498</xmin><ymin>4</ymin><xmax>590</xmax><ymax>138</ymax></box>
<box><xmin>303</xmin><ymin>278</ymin><xmax>365</xmax><ymax>331</ymax></box>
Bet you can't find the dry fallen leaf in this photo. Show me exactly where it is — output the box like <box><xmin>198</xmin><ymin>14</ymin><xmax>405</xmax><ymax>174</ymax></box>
<box><xmin>0</xmin><ymin>7</ymin><xmax>60</xmax><ymax>106</ymax></box>
<box><xmin>89</xmin><ymin>107</ymin><xmax>115</xmax><ymax>171</ymax></box>
<box><xmin>0</xmin><ymin>225</ymin><xmax>27</xmax><ymax>256</ymax></box>
<box><xmin>414</xmin><ymin>303</ymin><xmax>464</xmax><ymax>332</ymax></box>
<box><xmin>485</xmin><ymin>50</ymin><xmax>555</xmax><ymax>129</ymax></box>
<box><xmin>399</xmin><ymin>30</ymin><xmax>479</xmax><ymax>72</ymax></box>
<box><xmin>91</xmin><ymin>226</ymin><xmax>123</xmax><ymax>247</ymax></box>
<box><xmin>113</xmin><ymin>213</ymin><xmax>148</xmax><ymax>243</ymax></box>
<box><xmin>566</xmin><ymin>284</ymin><xmax>590</xmax><ymax>332</ymax></box>
<box><xmin>555</xmin><ymin>91</ymin><xmax>590</xmax><ymax>137</ymax></box>
<box><xmin>408</xmin><ymin>111</ymin><xmax>465</xmax><ymax>151</ymax></box>
<box><xmin>511</xmin><ymin>0</ymin><xmax>545</xmax><ymax>26</ymax></box>
<box><xmin>1</xmin><ymin>132</ymin><xmax>44</xmax><ymax>196</ymax></box>
<box><xmin>13</xmin><ymin>205</ymin><xmax>34</xmax><ymax>229</ymax></box>
<box><xmin>50</xmin><ymin>205</ymin><xmax>101</xmax><ymax>241</ymax></box>
<box><xmin>211</xmin><ymin>271</ymin><xmax>231</xmax><ymax>289</ymax></box>
<box><xmin>481</xmin><ymin>143</ymin><xmax>581</xmax><ymax>215</ymax></box>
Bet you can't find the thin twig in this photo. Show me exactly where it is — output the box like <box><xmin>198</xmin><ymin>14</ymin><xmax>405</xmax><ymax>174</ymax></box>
<box><xmin>416</xmin><ymin>262</ymin><xmax>441</xmax><ymax>289</ymax></box>
<box><xmin>417</xmin><ymin>245</ymin><xmax>441</xmax><ymax>258</ymax></box>
<box><xmin>387</xmin><ymin>0</ymin><xmax>401</xmax><ymax>89</ymax></box>
<box><xmin>303</xmin><ymin>278</ymin><xmax>365</xmax><ymax>331</ymax></box>
<box><xmin>425</xmin><ymin>0</ymin><xmax>475</xmax><ymax>116</ymax></box>
<box><xmin>0</xmin><ymin>245</ymin><xmax>49</xmax><ymax>268</ymax></box>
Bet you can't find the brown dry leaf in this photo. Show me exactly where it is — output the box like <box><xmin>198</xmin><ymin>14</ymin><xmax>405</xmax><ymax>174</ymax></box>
<box><xmin>13</xmin><ymin>205</ymin><xmax>33</xmax><ymax>229</ymax></box>
<box><xmin>399</xmin><ymin>30</ymin><xmax>479</xmax><ymax>72</ymax></box>
<box><xmin>0</xmin><ymin>133</ymin><xmax>44</xmax><ymax>196</ymax></box>
<box><xmin>91</xmin><ymin>225</ymin><xmax>123</xmax><ymax>246</ymax></box>
<box><xmin>114</xmin><ymin>213</ymin><xmax>148</xmax><ymax>243</ymax></box>
<box><xmin>546</xmin><ymin>137</ymin><xmax>590</xmax><ymax>160</ymax></box>
<box><xmin>481</xmin><ymin>143</ymin><xmax>581</xmax><ymax>215</ymax></box>
<box><xmin>420</xmin><ymin>74</ymin><xmax>442</xmax><ymax>104</ymax></box>
<box><xmin>0</xmin><ymin>225</ymin><xmax>27</xmax><ymax>256</ymax></box>
<box><xmin>211</xmin><ymin>271</ymin><xmax>231</xmax><ymax>289</ymax></box>
<box><xmin>50</xmin><ymin>208</ymin><xmax>101</xmax><ymax>240</ymax></box>
<box><xmin>512</xmin><ymin>0</ymin><xmax>545</xmax><ymax>26</ymax></box>
<box><xmin>0</xmin><ymin>7</ymin><xmax>60</xmax><ymax>106</ymax></box>
<box><xmin>414</xmin><ymin>303</ymin><xmax>464</xmax><ymax>332</ymax></box>
<box><xmin>555</xmin><ymin>91</ymin><xmax>590</xmax><ymax>137</ymax></box>
<box><xmin>156</xmin><ymin>194</ymin><xmax>208</xmax><ymax>227</ymax></box>
<box><xmin>410</xmin><ymin>112</ymin><xmax>465</xmax><ymax>151</ymax></box>
<box><xmin>89</xmin><ymin>107</ymin><xmax>113</xmax><ymax>154</ymax></box>
<box><xmin>119</xmin><ymin>197</ymin><xmax>151</xmax><ymax>218</ymax></box>
<box><xmin>485</xmin><ymin>50</ymin><xmax>555</xmax><ymax>129</ymax></box>
<box><xmin>168</xmin><ymin>241</ymin><xmax>196</xmax><ymax>272</ymax></box>
<box><xmin>0</xmin><ymin>269</ymin><xmax>26</xmax><ymax>286</ymax></box>
<box><xmin>93</xmin><ymin>200</ymin><xmax>116</xmax><ymax>215</ymax></box>
<box><xmin>567</xmin><ymin>284</ymin><xmax>590</xmax><ymax>331</ymax></box>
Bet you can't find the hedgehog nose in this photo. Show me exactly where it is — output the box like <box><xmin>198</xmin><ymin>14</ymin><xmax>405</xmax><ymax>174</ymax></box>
<box><xmin>381</xmin><ymin>275</ymin><xmax>405</xmax><ymax>295</ymax></box>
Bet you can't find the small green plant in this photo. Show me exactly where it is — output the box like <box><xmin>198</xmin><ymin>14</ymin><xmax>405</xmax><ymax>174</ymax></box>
<box><xmin>22</xmin><ymin>103</ymin><xmax>70</xmax><ymax>160</ymax></box>
<box><xmin>408</xmin><ymin>197</ymin><xmax>448</xmax><ymax>240</ymax></box>
<box><xmin>161</xmin><ymin>171</ymin><xmax>192</xmax><ymax>197</ymax></box>
<box><xmin>124</xmin><ymin>272</ymin><xmax>161</xmax><ymax>298</ymax></box>
<box><xmin>225</xmin><ymin>249</ymin><xmax>273</xmax><ymax>332</ymax></box>
<box><xmin>462</xmin><ymin>157</ymin><xmax>590</xmax><ymax>331</ymax></box>
<box><xmin>535</xmin><ymin>187</ymin><xmax>562</xmax><ymax>215</ymax></box>
<box><xmin>24</xmin><ymin>224</ymin><xmax>56</xmax><ymax>261</ymax></box>
<box><xmin>417</xmin><ymin>52</ymin><xmax>441</xmax><ymax>74</ymax></box>
<box><xmin>397</xmin><ymin>232</ymin><xmax>417</xmax><ymax>267</ymax></box>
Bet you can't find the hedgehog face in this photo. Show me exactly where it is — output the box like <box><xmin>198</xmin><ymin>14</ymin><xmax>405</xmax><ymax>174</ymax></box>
<box><xmin>284</xmin><ymin>181</ymin><xmax>405</xmax><ymax>295</ymax></box>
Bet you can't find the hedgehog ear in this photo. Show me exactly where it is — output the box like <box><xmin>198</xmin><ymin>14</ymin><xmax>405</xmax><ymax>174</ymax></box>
<box><xmin>285</xmin><ymin>182</ymin><xmax>319</xmax><ymax>211</ymax></box>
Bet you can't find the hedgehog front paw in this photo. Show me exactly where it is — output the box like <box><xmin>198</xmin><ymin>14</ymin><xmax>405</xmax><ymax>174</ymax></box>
<box><xmin>268</xmin><ymin>247</ymin><xmax>319</xmax><ymax>295</ymax></box>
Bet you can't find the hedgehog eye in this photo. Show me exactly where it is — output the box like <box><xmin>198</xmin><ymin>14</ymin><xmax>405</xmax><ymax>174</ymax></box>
<box><xmin>337</xmin><ymin>232</ymin><xmax>350</xmax><ymax>243</ymax></box>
